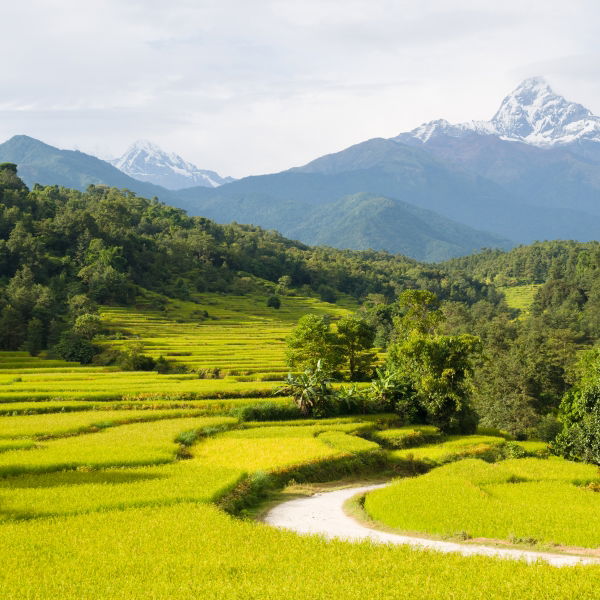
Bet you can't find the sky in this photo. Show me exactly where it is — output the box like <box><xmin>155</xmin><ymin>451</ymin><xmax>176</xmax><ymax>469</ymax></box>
<box><xmin>1</xmin><ymin>0</ymin><xmax>600</xmax><ymax>178</ymax></box>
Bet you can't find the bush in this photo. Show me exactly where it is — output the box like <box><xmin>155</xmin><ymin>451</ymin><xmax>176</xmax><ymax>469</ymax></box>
<box><xmin>367</xmin><ymin>368</ymin><xmax>422</xmax><ymax>419</ymax></box>
<box><xmin>266</xmin><ymin>295</ymin><xmax>281</xmax><ymax>309</ymax></box>
<box><xmin>277</xmin><ymin>362</ymin><xmax>337</xmax><ymax>417</ymax></box>
<box><xmin>54</xmin><ymin>331</ymin><xmax>98</xmax><ymax>364</ymax></box>
<box><xmin>552</xmin><ymin>414</ymin><xmax>600</xmax><ymax>465</ymax></box>
<box><xmin>117</xmin><ymin>343</ymin><xmax>156</xmax><ymax>371</ymax></box>
<box><xmin>154</xmin><ymin>356</ymin><xmax>189</xmax><ymax>374</ymax></box>
<box><xmin>532</xmin><ymin>414</ymin><xmax>562</xmax><ymax>442</ymax></box>
<box><xmin>230</xmin><ymin>402</ymin><xmax>303</xmax><ymax>422</ymax></box>
<box><xmin>317</xmin><ymin>285</ymin><xmax>337</xmax><ymax>303</ymax></box>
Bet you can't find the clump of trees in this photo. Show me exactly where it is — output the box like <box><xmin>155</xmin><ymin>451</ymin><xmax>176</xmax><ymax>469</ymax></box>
<box><xmin>286</xmin><ymin>314</ymin><xmax>376</xmax><ymax>380</ymax></box>
<box><xmin>282</xmin><ymin>291</ymin><xmax>481</xmax><ymax>433</ymax></box>
<box><xmin>552</xmin><ymin>348</ymin><xmax>600</xmax><ymax>465</ymax></box>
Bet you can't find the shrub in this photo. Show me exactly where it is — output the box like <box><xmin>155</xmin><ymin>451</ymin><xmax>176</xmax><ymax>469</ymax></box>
<box><xmin>53</xmin><ymin>332</ymin><xmax>98</xmax><ymax>364</ymax></box>
<box><xmin>277</xmin><ymin>362</ymin><xmax>337</xmax><ymax>417</ymax></box>
<box><xmin>266</xmin><ymin>295</ymin><xmax>281</xmax><ymax>309</ymax></box>
<box><xmin>230</xmin><ymin>402</ymin><xmax>302</xmax><ymax>422</ymax></box>
<box><xmin>118</xmin><ymin>343</ymin><xmax>156</xmax><ymax>371</ymax></box>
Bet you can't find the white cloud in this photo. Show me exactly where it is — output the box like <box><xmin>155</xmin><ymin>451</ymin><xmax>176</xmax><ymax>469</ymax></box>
<box><xmin>0</xmin><ymin>0</ymin><xmax>599</xmax><ymax>177</ymax></box>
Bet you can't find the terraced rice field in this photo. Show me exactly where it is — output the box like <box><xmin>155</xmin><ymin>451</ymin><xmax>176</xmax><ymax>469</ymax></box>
<box><xmin>0</xmin><ymin>411</ymin><xmax>598</xmax><ymax>598</ymax></box>
<box><xmin>0</xmin><ymin>293</ymin><xmax>352</xmax><ymax>407</ymax></box>
<box><xmin>0</xmin><ymin>293</ymin><xmax>599</xmax><ymax>598</ymax></box>
<box><xmin>499</xmin><ymin>284</ymin><xmax>542</xmax><ymax>315</ymax></box>
<box><xmin>390</xmin><ymin>434</ymin><xmax>510</xmax><ymax>464</ymax></box>
<box><xmin>364</xmin><ymin>458</ymin><xmax>600</xmax><ymax>548</ymax></box>
<box><xmin>100</xmin><ymin>292</ymin><xmax>352</xmax><ymax>376</ymax></box>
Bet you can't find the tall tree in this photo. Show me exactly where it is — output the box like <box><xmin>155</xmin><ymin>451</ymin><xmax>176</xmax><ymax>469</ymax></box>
<box><xmin>335</xmin><ymin>315</ymin><xmax>376</xmax><ymax>380</ymax></box>
<box><xmin>286</xmin><ymin>314</ymin><xmax>342</xmax><ymax>372</ymax></box>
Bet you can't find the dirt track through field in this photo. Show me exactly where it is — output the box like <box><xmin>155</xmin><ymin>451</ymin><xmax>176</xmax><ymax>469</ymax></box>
<box><xmin>263</xmin><ymin>484</ymin><xmax>600</xmax><ymax>567</ymax></box>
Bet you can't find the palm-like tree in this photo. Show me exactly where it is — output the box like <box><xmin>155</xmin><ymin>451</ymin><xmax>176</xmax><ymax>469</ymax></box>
<box><xmin>277</xmin><ymin>360</ymin><xmax>334</xmax><ymax>416</ymax></box>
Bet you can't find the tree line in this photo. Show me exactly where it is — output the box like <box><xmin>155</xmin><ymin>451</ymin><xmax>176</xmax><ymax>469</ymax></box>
<box><xmin>2</xmin><ymin>163</ymin><xmax>600</xmax><ymax>462</ymax></box>
<box><xmin>0</xmin><ymin>163</ymin><xmax>496</xmax><ymax>361</ymax></box>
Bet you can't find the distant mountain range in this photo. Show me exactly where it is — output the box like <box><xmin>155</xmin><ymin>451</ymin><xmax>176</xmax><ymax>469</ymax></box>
<box><xmin>111</xmin><ymin>140</ymin><xmax>234</xmax><ymax>189</ymax></box>
<box><xmin>0</xmin><ymin>135</ymin><xmax>182</xmax><ymax>204</ymax></box>
<box><xmin>2</xmin><ymin>77</ymin><xmax>600</xmax><ymax>262</ymax></box>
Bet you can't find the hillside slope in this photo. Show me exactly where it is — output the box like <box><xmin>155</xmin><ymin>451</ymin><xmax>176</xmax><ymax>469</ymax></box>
<box><xmin>0</xmin><ymin>135</ymin><xmax>181</xmax><ymax>203</ymax></box>
<box><xmin>285</xmin><ymin>193</ymin><xmax>510</xmax><ymax>262</ymax></box>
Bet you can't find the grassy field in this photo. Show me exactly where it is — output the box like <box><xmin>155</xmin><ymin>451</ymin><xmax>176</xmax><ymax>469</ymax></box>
<box><xmin>390</xmin><ymin>434</ymin><xmax>509</xmax><ymax>464</ymax></box>
<box><xmin>499</xmin><ymin>284</ymin><xmax>542</xmax><ymax>314</ymax></box>
<box><xmin>364</xmin><ymin>457</ymin><xmax>600</xmax><ymax>548</ymax></box>
<box><xmin>0</xmin><ymin>292</ymin><xmax>352</xmax><ymax>407</ymax></box>
<box><xmin>100</xmin><ymin>291</ymin><xmax>353</xmax><ymax>375</ymax></box>
<box><xmin>0</xmin><ymin>292</ymin><xmax>599</xmax><ymax>598</ymax></box>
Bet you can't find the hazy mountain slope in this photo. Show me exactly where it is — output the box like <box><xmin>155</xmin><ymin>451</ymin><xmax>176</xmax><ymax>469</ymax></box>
<box><xmin>0</xmin><ymin>135</ymin><xmax>180</xmax><ymax>203</ymax></box>
<box><xmin>111</xmin><ymin>140</ymin><xmax>234</xmax><ymax>190</ymax></box>
<box><xmin>398</xmin><ymin>133</ymin><xmax>600</xmax><ymax>215</ymax></box>
<box><xmin>178</xmin><ymin>136</ymin><xmax>600</xmax><ymax>245</ymax></box>
<box><xmin>286</xmin><ymin>193</ymin><xmax>511</xmax><ymax>262</ymax></box>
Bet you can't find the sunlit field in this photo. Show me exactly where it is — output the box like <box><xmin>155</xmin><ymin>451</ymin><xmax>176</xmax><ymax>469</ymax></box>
<box><xmin>498</xmin><ymin>284</ymin><xmax>542</xmax><ymax>315</ymax></box>
<box><xmin>364</xmin><ymin>457</ymin><xmax>600</xmax><ymax>548</ymax></box>
<box><xmin>0</xmin><ymin>293</ymin><xmax>599</xmax><ymax>599</ymax></box>
<box><xmin>0</xmin><ymin>292</ymin><xmax>353</xmax><ymax>407</ymax></box>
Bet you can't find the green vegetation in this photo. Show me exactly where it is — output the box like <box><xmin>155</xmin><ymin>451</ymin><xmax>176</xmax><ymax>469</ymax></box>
<box><xmin>390</xmin><ymin>434</ymin><xmax>509</xmax><ymax>465</ymax></box>
<box><xmin>371</xmin><ymin>425</ymin><xmax>442</xmax><ymax>448</ymax></box>
<box><xmin>553</xmin><ymin>347</ymin><xmax>600</xmax><ymax>464</ymax></box>
<box><xmin>364</xmin><ymin>457</ymin><xmax>600</xmax><ymax>548</ymax></box>
<box><xmin>0</xmin><ymin>416</ymin><xmax>237</xmax><ymax>477</ymax></box>
<box><xmin>2</xmin><ymin>168</ymin><xmax>600</xmax><ymax>596</ymax></box>
<box><xmin>498</xmin><ymin>284</ymin><xmax>542</xmax><ymax>314</ymax></box>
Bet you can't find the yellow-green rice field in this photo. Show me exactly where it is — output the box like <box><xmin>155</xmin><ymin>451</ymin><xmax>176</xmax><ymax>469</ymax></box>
<box><xmin>364</xmin><ymin>457</ymin><xmax>600</xmax><ymax>548</ymax></box>
<box><xmin>0</xmin><ymin>292</ymin><xmax>599</xmax><ymax>598</ymax></box>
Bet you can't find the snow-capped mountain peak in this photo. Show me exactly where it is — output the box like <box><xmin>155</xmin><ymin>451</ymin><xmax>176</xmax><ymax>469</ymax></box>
<box><xmin>491</xmin><ymin>77</ymin><xmax>595</xmax><ymax>144</ymax></box>
<box><xmin>396</xmin><ymin>77</ymin><xmax>600</xmax><ymax>149</ymax></box>
<box><xmin>111</xmin><ymin>140</ymin><xmax>234</xmax><ymax>190</ymax></box>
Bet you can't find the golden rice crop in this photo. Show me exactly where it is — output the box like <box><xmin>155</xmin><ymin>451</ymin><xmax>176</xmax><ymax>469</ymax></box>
<box><xmin>192</xmin><ymin>435</ymin><xmax>341</xmax><ymax>472</ymax></box>
<box><xmin>0</xmin><ymin>502</ymin><xmax>598</xmax><ymax>600</ymax></box>
<box><xmin>0</xmin><ymin>460</ymin><xmax>244</xmax><ymax>520</ymax></box>
<box><xmin>391</xmin><ymin>434</ymin><xmax>506</xmax><ymax>464</ymax></box>
<box><xmin>364</xmin><ymin>457</ymin><xmax>600</xmax><ymax>547</ymax></box>
<box><xmin>0</xmin><ymin>408</ymin><xmax>226</xmax><ymax>439</ymax></box>
<box><xmin>0</xmin><ymin>416</ymin><xmax>236</xmax><ymax>476</ymax></box>
<box><xmin>317</xmin><ymin>430</ymin><xmax>380</xmax><ymax>453</ymax></box>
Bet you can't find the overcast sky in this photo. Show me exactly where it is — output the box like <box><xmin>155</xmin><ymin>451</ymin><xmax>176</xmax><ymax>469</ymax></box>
<box><xmin>1</xmin><ymin>0</ymin><xmax>600</xmax><ymax>177</ymax></box>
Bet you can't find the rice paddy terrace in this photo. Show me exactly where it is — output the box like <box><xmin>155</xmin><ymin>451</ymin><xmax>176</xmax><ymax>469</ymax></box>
<box><xmin>0</xmin><ymin>292</ymin><xmax>599</xmax><ymax>598</ymax></box>
<box><xmin>0</xmin><ymin>292</ymin><xmax>352</xmax><ymax>409</ymax></box>
<box><xmin>100</xmin><ymin>292</ymin><xmax>353</xmax><ymax>376</ymax></box>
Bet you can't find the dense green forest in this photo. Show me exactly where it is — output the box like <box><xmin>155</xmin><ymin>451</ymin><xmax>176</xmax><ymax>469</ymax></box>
<box><xmin>2</xmin><ymin>161</ymin><xmax>600</xmax><ymax>456</ymax></box>
<box><xmin>0</xmin><ymin>162</ymin><xmax>495</xmax><ymax>354</ymax></box>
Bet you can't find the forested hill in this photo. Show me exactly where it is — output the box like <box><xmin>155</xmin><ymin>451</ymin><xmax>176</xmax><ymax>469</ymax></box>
<box><xmin>444</xmin><ymin>240</ymin><xmax>600</xmax><ymax>342</ymax></box>
<box><xmin>443</xmin><ymin>241</ymin><xmax>600</xmax><ymax>285</ymax></box>
<box><xmin>0</xmin><ymin>163</ymin><xmax>497</xmax><ymax>352</ymax></box>
<box><xmin>6</xmin><ymin>162</ymin><xmax>600</xmax><ymax>443</ymax></box>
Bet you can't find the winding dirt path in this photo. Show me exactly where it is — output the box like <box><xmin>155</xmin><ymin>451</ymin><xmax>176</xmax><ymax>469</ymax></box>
<box><xmin>263</xmin><ymin>484</ymin><xmax>600</xmax><ymax>567</ymax></box>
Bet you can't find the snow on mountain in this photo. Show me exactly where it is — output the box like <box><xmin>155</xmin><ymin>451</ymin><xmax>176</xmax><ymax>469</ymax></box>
<box><xmin>397</xmin><ymin>77</ymin><xmax>600</xmax><ymax>148</ymax></box>
<box><xmin>404</xmin><ymin>118</ymin><xmax>494</xmax><ymax>143</ymax></box>
<box><xmin>111</xmin><ymin>140</ymin><xmax>234</xmax><ymax>190</ymax></box>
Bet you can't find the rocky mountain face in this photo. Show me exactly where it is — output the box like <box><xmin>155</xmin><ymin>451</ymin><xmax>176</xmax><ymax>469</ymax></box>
<box><xmin>393</xmin><ymin>77</ymin><xmax>600</xmax><ymax>216</ymax></box>
<box><xmin>111</xmin><ymin>140</ymin><xmax>234</xmax><ymax>190</ymax></box>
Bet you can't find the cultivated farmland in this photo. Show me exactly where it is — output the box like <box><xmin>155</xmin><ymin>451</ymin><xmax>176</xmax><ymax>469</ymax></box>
<box><xmin>0</xmin><ymin>293</ymin><xmax>599</xmax><ymax>598</ymax></box>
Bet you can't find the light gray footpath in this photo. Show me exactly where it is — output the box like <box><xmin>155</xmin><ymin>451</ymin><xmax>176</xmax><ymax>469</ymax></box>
<box><xmin>263</xmin><ymin>484</ymin><xmax>600</xmax><ymax>567</ymax></box>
